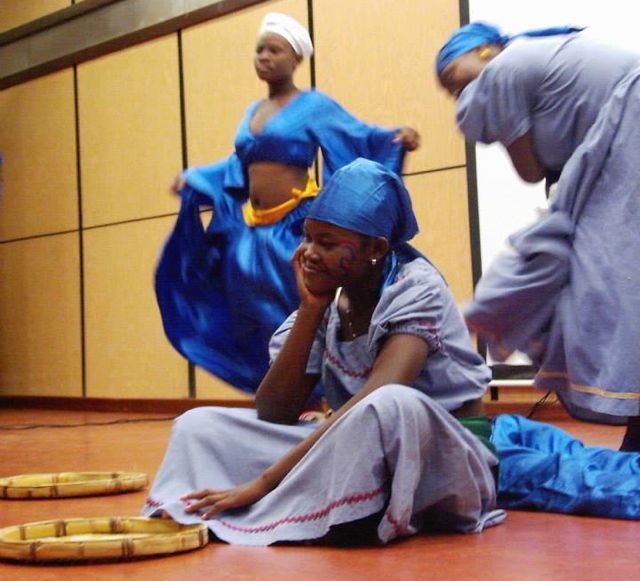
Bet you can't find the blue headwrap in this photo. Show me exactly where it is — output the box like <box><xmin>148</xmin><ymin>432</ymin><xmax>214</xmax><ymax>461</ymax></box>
<box><xmin>306</xmin><ymin>158</ymin><xmax>418</xmax><ymax>248</ymax></box>
<box><xmin>436</xmin><ymin>21</ymin><xmax>584</xmax><ymax>74</ymax></box>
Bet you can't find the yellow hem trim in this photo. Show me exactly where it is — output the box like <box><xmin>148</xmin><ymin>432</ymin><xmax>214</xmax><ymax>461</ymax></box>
<box><xmin>538</xmin><ymin>369</ymin><xmax>640</xmax><ymax>400</ymax></box>
<box><xmin>243</xmin><ymin>176</ymin><xmax>319</xmax><ymax>227</ymax></box>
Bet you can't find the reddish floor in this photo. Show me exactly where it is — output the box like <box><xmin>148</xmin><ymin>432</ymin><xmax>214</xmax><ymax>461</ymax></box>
<box><xmin>0</xmin><ymin>409</ymin><xmax>636</xmax><ymax>580</ymax></box>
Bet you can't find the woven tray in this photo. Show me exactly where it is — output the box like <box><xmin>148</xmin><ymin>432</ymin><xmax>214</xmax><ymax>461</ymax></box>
<box><xmin>0</xmin><ymin>517</ymin><xmax>209</xmax><ymax>562</ymax></box>
<box><xmin>0</xmin><ymin>472</ymin><xmax>148</xmax><ymax>499</ymax></box>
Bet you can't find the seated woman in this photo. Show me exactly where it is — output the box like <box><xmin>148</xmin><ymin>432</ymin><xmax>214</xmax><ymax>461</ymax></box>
<box><xmin>143</xmin><ymin>158</ymin><xmax>504</xmax><ymax>546</ymax></box>
<box><xmin>157</xmin><ymin>13</ymin><xmax>419</xmax><ymax>393</ymax></box>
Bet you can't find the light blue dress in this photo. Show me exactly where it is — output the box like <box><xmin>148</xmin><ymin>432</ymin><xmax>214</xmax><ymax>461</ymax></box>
<box><xmin>143</xmin><ymin>257</ymin><xmax>504</xmax><ymax>545</ymax></box>
<box><xmin>459</xmin><ymin>34</ymin><xmax>640</xmax><ymax>424</ymax></box>
<box><xmin>155</xmin><ymin>90</ymin><xmax>405</xmax><ymax>392</ymax></box>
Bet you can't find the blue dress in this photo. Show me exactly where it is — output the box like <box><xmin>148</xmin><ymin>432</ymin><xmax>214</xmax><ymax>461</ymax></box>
<box><xmin>155</xmin><ymin>90</ymin><xmax>405</xmax><ymax>392</ymax></box>
<box><xmin>457</xmin><ymin>34</ymin><xmax>640</xmax><ymax>424</ymax></box>
<box><xmin>492</xmin><ymin>414</ymin><xmax>640</xmax><ymax>520</ymax></box>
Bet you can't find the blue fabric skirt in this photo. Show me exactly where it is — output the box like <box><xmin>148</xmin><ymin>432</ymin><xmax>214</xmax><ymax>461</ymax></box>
<box><xmin>155</xmin><ymin>184</ymin><xmax>310</xmax><ymax>393</ymax></box>
<box><xmin>492</xmin><ymin>414</ymin><xmax>640</xmax><ymax>519</ymax></box>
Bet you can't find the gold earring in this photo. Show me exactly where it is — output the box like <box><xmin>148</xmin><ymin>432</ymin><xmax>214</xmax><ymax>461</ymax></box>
<box><xmin>479</xmin><ymin>47</ymin><xmax>491</xmax><ymax>59</ymax></box>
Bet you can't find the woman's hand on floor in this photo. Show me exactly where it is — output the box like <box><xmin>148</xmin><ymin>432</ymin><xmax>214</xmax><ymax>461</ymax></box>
<box><xmin>298</xmin><ymin>409</ymin><xmax>334</xmax><ymax>423</ymax></box>
<box><xmin>181</xmin><ymin>476</ymin><xmax>272</xmax><ymax>519</ymax></box>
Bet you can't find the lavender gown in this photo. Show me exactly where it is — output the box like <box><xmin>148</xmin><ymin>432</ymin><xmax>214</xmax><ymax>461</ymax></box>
<box><xmin>143</xmin><ymin>258</ymin><xmax>504</xmax><ymax>545</ymax></box>
<box><xmin>459</xmin><ymin>34</ymin><xmax>640</xmax><ymax>424</ymax></box>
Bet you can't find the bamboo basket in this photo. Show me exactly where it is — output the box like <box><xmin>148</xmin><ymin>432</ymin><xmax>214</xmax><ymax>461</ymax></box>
<box><xmin>0</xmin><ymin>472</ymin><xmax>148</xmax><ymax>499</ymax></box>
<box><xmin>0</xmin><ymin>517</ymin><xmax>209</xmax><ymax>562</ymax></box>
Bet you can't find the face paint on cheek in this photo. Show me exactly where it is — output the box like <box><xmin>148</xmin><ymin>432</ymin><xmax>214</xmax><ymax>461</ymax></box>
<box><xmin>337</xmin><ymin>241</ymin><xmax>357</xmax><ymax>279</ymax></box>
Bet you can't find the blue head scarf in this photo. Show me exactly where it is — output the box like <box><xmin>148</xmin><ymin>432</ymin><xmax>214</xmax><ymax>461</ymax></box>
<box><xmin>436</xmin><ymin>21</ymin><xmax>584</xmax><ymax>74</ymax></box>
<box><xmin>306</xmin><ymin>158</ymin><xmax>418</xmax><ymax>248</ymax></box>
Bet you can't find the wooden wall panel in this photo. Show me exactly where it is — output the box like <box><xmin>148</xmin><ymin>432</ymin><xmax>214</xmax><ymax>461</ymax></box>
<box><xmin>0</xmin><ymin>0</ymin><xmax>70</xmax><ymax>33</ymax></box>
<box><xmin>0</xmin><ymin>233</ymin><xmax>82</xmax><ymax>396</ymax></box>
<box><xmin>0</xmin><ymin>69</ymin><xmax>78</xmax><ymax>240</ymax></box>
<box><xmin>83</xmin><ymin>217</ymin><xmax>188</xmax><ymax>398</ymax></box>
<box><xmin>77</xmin><ymin>35</ymin><xmax>182</xmax><ymax>228</ymax></box>
<box><xmin>405</xmin><ymin>168</ymin><xmax>473</xmax><ymax>304</ymax></box>
<box><xmin>196</xmin><ymin>368</ymin><xmax>253</xmax><ymax>401</ymax></box>
<box><xmin>182</xmin><ymin>0</ymin><xmax>310</xmax><ymax>167</ymax></box>
<box><xmin>313</xmin><ymin>0</ymin><xmax>463</xmax><ymax>175</ymax></box>
<box><xmin>0</xmin><ymin>0</ymin><xmax>473</xmax><ymax>402</ymax></box>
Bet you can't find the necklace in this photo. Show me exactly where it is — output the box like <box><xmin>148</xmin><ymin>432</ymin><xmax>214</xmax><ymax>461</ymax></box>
<box><xmin>336</xmin><ymin>287</ymin><xmax>357</xmax><ymax>340</ymax></box>
<box><xmin>343</xmin><ymin>302</ymin><xmax>358</xmax><ymax>340</ymax></box>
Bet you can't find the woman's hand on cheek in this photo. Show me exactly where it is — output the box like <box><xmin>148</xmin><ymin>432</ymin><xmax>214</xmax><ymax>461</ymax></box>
<box><xmin>292</xmin><ymin>245</ymin><xmax>334</xmax><ymax>311</ymax></box>
<box><xmin>292</xmin><ymin>244</ymin><xmax>311</xmax><ymax>296</ymax></box>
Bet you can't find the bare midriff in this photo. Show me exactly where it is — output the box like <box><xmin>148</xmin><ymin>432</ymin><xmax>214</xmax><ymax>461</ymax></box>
<box><xmin>248</xmin><ymin>162</ymin><xmax>309</xmax><ymax>209</ymax></box>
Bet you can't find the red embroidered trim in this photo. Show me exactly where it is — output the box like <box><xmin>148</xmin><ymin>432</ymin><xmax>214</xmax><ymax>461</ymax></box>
<box><xmin>384</xmin><ymin>508</ymin><xmax>404</xmax><ymax>537</ymax></box>
<box><xmin>412</xmin><ymin>318</ymin><xmax>442</xmax><ymax>352</ymax></box>
<box><xmin>145</xmin><ymin>497</ymin><xmax>163</xmax><ymax>508</ymax></box>
<box><xmin>324</xmin><ymin>347</ymin><xmax>372</xmax><ymax>379</ymax></box>
<box><xmin>217</xmin><ymin>486</ymin><xmax>385</xmax><ymax>534</ymax></box>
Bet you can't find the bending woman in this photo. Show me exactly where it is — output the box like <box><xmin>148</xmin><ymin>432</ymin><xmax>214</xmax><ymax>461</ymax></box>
<box><xmin>436</xmin><ymin>23</ymin><xmax>640</xmax><ymax>449</ymax></box>
<box><xmin>143</xmin><ymin>158</ymin><xmax>504</xmax><ymax>546</ymax></box>
<box><xmin>157</xmin><ymin>13</ymin><xmax>419</xmax><ymax>393</ymax></box>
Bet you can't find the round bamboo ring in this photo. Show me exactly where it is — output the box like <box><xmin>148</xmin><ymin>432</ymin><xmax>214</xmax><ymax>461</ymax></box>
<box><xmin>0</xmin><ymin>517</ymin><xmax>209</xmax><ymax>562</ymax></box>
<box><xmin>0</xmin><ymin>472</ymin><xmax>148</xmax><ymax>499</ymax></box>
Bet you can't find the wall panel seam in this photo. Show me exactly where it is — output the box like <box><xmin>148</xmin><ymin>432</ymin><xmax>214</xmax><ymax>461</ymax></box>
<box><xmin>73</xmin><ymin>65</ymin><xmax>87</xmax><ymax>398</ymax></box>
<box><xmin>403</xmin><ymin>164</ymin><xmax>466</xmax><ymax>178</ymax></box>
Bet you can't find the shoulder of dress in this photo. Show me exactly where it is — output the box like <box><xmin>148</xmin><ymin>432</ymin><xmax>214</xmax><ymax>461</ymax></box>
<box><xmin>397</xmin><ymin>256</ymin><xmax>433</xmax><ymax>275</ymax></box>
<box><xmin>390</xmin><ymin>258</ymin><xmax>445</xmax><ymax>292</ymax></box>
<box><xmin>302</xmin><ymin>89</ymin><xmax>336</xmax><ymax>104</ymax></box>
<box><xmin>246</xmin><ymin>97</ymin><xmax>264</xmax><ymax>109</ymax></box>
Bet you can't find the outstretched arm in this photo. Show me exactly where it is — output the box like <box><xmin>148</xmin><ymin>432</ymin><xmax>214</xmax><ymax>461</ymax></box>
<box><xmin>258</xmin><ymin>332</ymin><xmax>428</xmax><ymax>493</ymax></box>
<box><xmin>313</xmin><ymin>93</ymin><xmax>419</xmax><ymax>180</ymax></box>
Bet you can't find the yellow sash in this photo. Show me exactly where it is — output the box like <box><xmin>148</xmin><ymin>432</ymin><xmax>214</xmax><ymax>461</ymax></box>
<box><xmin>243</xmin><ymin>176</ymin><xmax>319</xmax><ymax>227</ymax></box>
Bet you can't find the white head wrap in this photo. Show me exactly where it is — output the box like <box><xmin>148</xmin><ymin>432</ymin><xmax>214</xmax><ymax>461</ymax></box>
<box><xmin>258</xmin><ymin>12</ymin><xmax>313</xmax><ymax>58</ymax></box>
